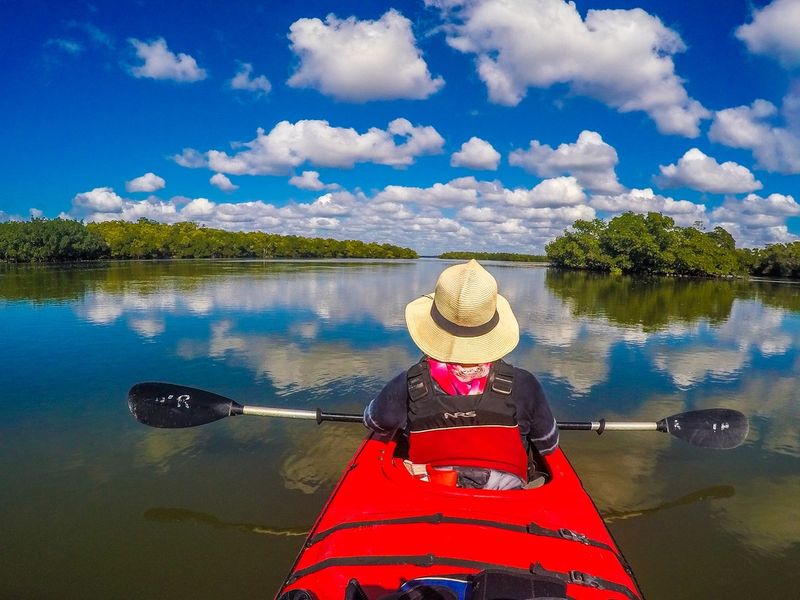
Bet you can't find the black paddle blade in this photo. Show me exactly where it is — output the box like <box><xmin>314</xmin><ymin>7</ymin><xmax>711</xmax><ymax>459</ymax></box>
<box><xmin>657</xmin><ymin>408</ymin><xmax>749</xmax><ymax>449</ymax></box>
<box><xmin>127</xmin><ymin>382</ymin><xmax>243</xmax><ymax>428</ymax></box>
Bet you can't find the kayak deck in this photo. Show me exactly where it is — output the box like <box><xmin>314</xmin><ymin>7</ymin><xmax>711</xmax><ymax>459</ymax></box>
<box><xmin>277</xmin><ymin>436</ymin><xmax>643</xmax><ymax>599</ymax></box>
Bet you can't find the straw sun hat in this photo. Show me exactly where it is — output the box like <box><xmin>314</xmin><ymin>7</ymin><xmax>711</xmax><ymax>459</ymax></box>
<box><xmin>405</xmin><ymin>260</ymin><xmax>519</xmax><ymax>364</ymax></box>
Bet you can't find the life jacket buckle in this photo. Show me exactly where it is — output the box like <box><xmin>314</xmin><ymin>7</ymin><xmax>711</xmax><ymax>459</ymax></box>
<box><xmin>408</xmin><ymin>375</ymin><xmax>429</xmax><ymax>401</ymax></box>
<box><xmin>491</xmin><ymin>373</ymin><xmax>513</xmax><ymax>395</ymax></box>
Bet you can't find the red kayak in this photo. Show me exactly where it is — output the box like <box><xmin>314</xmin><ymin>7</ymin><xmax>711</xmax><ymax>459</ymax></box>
<box><xmin>276</xmin><ymin>436</ymin><xmax>643</xmax><ymax>600</ymax></box>
<box><xmin>127</xmin><ymin>383</ymin><xmax>744</xmax><ymax>598</ymax></box>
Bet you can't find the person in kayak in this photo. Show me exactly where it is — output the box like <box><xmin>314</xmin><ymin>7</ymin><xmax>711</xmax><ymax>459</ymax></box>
<box><xmin>364</xmin><ymin>259</ymin><xmax>559</xmax><ymax>490</ymax></box>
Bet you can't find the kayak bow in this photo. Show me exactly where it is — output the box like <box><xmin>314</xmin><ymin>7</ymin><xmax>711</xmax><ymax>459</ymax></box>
<box><xmin>276</xmin><ymin>436</ymin><xmax>643</xmax><ymax>600</ymax></box>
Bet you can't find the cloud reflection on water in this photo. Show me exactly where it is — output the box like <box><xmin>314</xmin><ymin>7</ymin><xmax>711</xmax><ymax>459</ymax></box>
<box><xmin>74</xmin><ymin>261</ymin><xmax>427</xmax><ymax>331</ymax></box>
<box><xmin>66</xmin><ymin>262</ymin><xmax>800</xmax><ymax>453</ymax></box>
<box><xmin>177</xmin><ymin>320</ymin><xmax>417</xmax><ymax>393</ymax></box>
<box><xmin>517</xmin><ymin>342</ymin><xmax>612</xmax><ymax>395</ymax></box>
<box><xmin>652</xmin><ymin>347</ymin><xmax>746</xmax><ymax>389</ymax></box>
<box><xmin>129</xmin><ymin>317</ymin><xmax>165</xmax><ymax>338</ymax></box>
<box><xmin>717</xmin><ymin>300</ymin><xmax>792</xmax><ymax>356</ymax></box>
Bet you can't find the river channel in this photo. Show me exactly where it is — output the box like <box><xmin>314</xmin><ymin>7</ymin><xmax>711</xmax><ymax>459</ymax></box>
<box><xmin>1</xmin><ymin>259</ymin><xmax>799</xmax><ymax>599</ymax></box>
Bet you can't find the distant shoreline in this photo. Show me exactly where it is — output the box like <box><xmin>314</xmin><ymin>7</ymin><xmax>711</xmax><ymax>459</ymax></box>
<box><xmin>5</xmin><ymin>214</ymin><xmax>800</xmax><ymax>280</ymax></box>
<box><xmin>0</xmin><ymin>218</ymin><xmax>418</xmax><ymax>263</ymax></box>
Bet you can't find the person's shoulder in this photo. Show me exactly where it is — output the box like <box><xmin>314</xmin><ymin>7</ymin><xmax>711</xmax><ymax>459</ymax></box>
<box><xmin>385</xmin><ymin>368</ymin><xmax>409</xmax><ymax>389</ymax></box>
<box><xmin>504</xmin><ymin>362</ymin><xmax>538</xmax><ymax>381</ymax></box>
<box><xmin>379</xmin><ymin>364</ymin><xmax>418</xmax><ymax>394</ymax></box>
<box><xmin>503</xmin><ymin>363</ymin><xmax>544</xmax><ymax>394</ymax></box>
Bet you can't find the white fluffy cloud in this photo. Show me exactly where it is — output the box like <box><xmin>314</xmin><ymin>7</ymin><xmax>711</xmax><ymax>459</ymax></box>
<box><xmin>126</xmin><ymin>172</ymin><xmax>166</xmax><ymax>193</ymax></box>
<box><xmin>590</xmin><ymin>188</ymin><xmax>707</xmax><ymax>227</ymax></box>
<box><xmin>210</xmin><ymin>173</ymin><xmax>238</xmax><ymax>192</ymax></box>
<box><xmin>288</xmin><ymin>171</ymin><xmax>338</xmax><ymax>191</ymax></box>
<box><xmin>367</xmin><ymin>176</ymin><xmax>593</xmax><ymax>250</ymax></box>
<box><xmin>712</xmin><ymin>192</ymin><xmax>800</xmax><ymax>222</ymax></box>
<box><xmin>228</xmin><ymin>62</ymin><xmax>271</xmax><ymax>96</ymax></box>
<box><xmin>373</xmin><ymin>181</ymin><xmax>479</xmax><ymax>208</ymax></box>
<box><xmin>503</xmin><ymin>177</ymin><xmax>586</xmax><ymax>208</ymax></box>
<box><xmin>175</xmin><ymin>118</ymin><xmax>444</xmax><ymax>175</ymax></box>
<box><xmin>69</xmin><ymin>186</ymin><xmax>364</xmax><ymax>232</ymax></box>
<box><xmin>374</xmin><ymin>176</ymin><xmax>586</xmax><ymax>212</ymax></box>
<box><xmin>710</xmin><ymin>193</ymin><xmax>800</xmax><ymax>247</ymax></box>
<box><xmin>710</xmin><ymin>88</ymin><xmax>800</xmax><ymax>174</ymax></box>
<box><xmin>300</xmin><ymin>193</ymin><xmax>355</xmax><ymax>217</ymax></box>
<box><xmin>509</xmin><ymin>130</ymin><xmax>623</xmax><ymax>193</ymax></box>
<box><xmin>450</xmin><ymin>137</ymin><xmax>501</xmax><ymax>170</ymax></box>
<box><xmin>458</xmin><ymin>204</ymin><xmax>596</xmax><ymax>249</ymax></box>
<box><xmin>181</xmin><ymin>197</ymin><xmax>217</xmax><ymax>218</ymax></box>
<box><xmin>72</xmin><ymin>187</ymin><xmax>125</xmax><ymax>213</ymax></box>
<box><xmin>70</xmin><ymin>188</ymin><xmax>184</xmax><ymax>224</ymax></box>
<box><xmin>129</xmin><ymin>38</ymin><xmax>207</xmax><ymax>82</ymax></box>
<box><xmin>736</xmin><ymin>0</ymin><xmax>800</xmax><ymax>68</ymax></box>
<box><xmin>428</xmin><ymin>0</ymin><xmax>708</xmax><ymax>136</ymax></box>
<box><xmin>655</xmin><ymin>148</ymin><xmax>762</xmax><ymax>194</ymax></box>
<box><xmin>287</xmin><ymin>10</ymin><xmax>444</xmax><ymax>101</ymax></box>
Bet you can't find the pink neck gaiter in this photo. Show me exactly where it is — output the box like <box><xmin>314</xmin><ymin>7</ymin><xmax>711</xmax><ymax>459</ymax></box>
<box><xmin>427</xmin><ymin>358</ymin><xmax>491</xmax><ymax>396</ymax></box>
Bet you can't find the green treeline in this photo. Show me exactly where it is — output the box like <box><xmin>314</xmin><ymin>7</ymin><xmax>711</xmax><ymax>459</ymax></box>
<box><xmin>744</xmin><ymin>243</ymin><xmax>800</xmax><ymax>278</ymax></box>
<box><xmin>0</xmin><ymin>218</ymin><xmax>417</xmax><ymax>262</ymax></box>
<box><xmin>545</xmin><ymin>211</ymin><xmax>800</xmax><ymax>279</ymax></box>
<box><xmin>0</xmin><ymin>218</ymin><xmax>108</xmax><ymax>262</ymax></box>
<box><xmin>7</xmin><ymin>214</ymin><xmax>800</xmax><ymax>279</ymax></box>
<box><xmin>545</xmin><ymin>212</ymin><xmax>745</xmax><ymax>277</ymax></box>
<box><xmin>438</xmin><ymin>251</ymin><xmax>547</xmax><ymax>262</ymax></box>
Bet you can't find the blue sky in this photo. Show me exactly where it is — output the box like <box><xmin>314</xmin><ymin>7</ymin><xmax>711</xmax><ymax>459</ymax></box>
<box><xmin>2</xmin><ymin>0</ymin><xmax>799</xmax><ymax>253</ymax></box>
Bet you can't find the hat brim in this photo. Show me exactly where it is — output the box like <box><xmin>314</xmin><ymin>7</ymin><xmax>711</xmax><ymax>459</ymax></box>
<box><xmin>405</xmin><ymin>293</ymin><xmax>519</xmax><ymax>364</ymax></box>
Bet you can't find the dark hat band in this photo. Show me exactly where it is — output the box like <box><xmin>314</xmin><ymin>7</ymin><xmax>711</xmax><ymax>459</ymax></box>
<box><xmin>430</xmin><ymin>301</ymin><xmax>500</xmax><ymax>338</ymax></box>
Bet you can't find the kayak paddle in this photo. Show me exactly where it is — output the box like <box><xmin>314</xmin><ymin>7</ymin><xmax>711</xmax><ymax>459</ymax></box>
<box><xmin>127</xmin><ymin>381</ymin><xmax>363</xmax><ymax>428</ymax></box>
<box><xmin>127</xmin><ymin>382</ymin><xmax>749</xmax><ymax>449</ymax></box>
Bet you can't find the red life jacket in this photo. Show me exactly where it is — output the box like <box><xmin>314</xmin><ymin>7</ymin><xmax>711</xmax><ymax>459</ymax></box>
<box><xmin>405</xmin><ymin>359</ymin><xmax>529</xmax><ymax>481</ymax></box>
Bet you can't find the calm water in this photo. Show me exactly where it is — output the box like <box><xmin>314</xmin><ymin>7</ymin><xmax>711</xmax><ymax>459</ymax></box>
<box><xmin>1</xmin><ymin>259</ymin><xmax>799</xmax><ymax>599</ymax></box>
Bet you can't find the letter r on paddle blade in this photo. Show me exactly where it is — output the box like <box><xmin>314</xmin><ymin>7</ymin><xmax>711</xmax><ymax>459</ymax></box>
<box><xmin>127</xmin><ymin>382</ymin><xmax>238</xmax><ymax>428</ymax></box>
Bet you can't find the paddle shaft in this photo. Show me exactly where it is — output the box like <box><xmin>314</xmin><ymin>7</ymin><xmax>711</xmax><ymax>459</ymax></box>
<box><xmin>240</xmin><ymin>405</ymin><xmax>658</xmax><ymax>430</ymax></box>
<box><xmin>559</xmin><ymin>420</ymin><xmax>659</xmax><ymax>432</ymax></box>
<box><xmin>240</xmin><ymin>405</ymin><xmax>363</xmax><ymax>423</ymax></box>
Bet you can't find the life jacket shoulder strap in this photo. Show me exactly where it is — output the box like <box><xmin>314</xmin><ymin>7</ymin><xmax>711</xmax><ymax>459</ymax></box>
<box><xmin>407</xmin><ymin>358</ymin><xmax>430</xmax><ymax>402</ymax></box>
<box><xmin>407</xmin><ymin>359</ymin><xmax>514</xmax><ymax>399</ymax></box>
<box><xmin>491</xmin><ymin>360</ymin><xmax>514</xmax><ymax>395</ymax></box>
